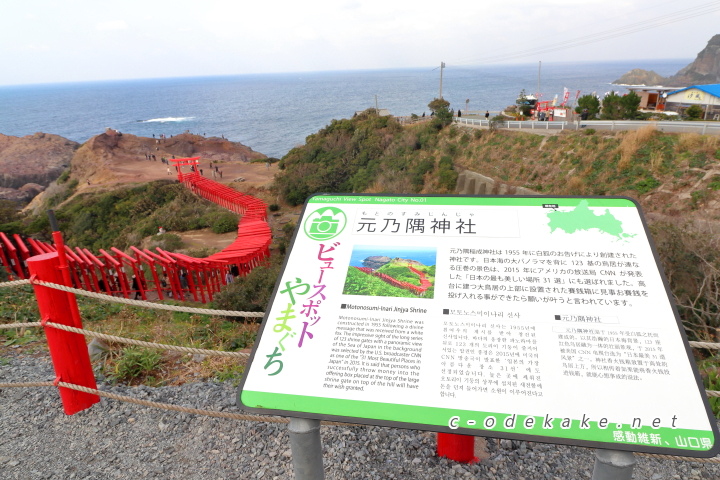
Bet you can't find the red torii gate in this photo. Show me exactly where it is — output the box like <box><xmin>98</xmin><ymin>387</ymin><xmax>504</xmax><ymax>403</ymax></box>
<box><xmin>0</xmin><ymin>157</ymin><xmax>273</xmax><ymax>304</ymax></box>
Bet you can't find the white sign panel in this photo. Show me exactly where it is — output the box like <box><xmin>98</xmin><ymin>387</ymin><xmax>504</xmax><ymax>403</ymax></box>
<box><xmin>239</xmin><ymin>195</ymin><xmax>719</xmax><ymax>456</ymax></box>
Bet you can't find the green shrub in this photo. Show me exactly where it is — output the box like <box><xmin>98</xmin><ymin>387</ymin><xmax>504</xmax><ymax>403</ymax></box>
<box><xmin>148</xmin><ymin>233</ymin><xmax>184</xmax><ymax>251</ymax></box>
<box><xmin>709</xmin><ymin>176</ymin><xmax>720</xmax><ymax>190</ymax></box>
<box><xmin>56</xmin><ymin>170</ymin><xmax>71</xmax><ymax>184</ymax></box>
<box><xmin>698</xmin><ymin>358</ymin><xmax>720</xmax><ymax>416</ymax></box>
<box><xmin>111</xmin><ymin>347</ymin><xmax>162</xmax><ymax>383</ymax></box>
<box><xmin>633</xmin><ymin>177</ymin><xmax>660</xmax><ymax>194</ymax></box>
<box><xmin>210</xmin><ymin>211</ymin><xmax>239</xmax><ymax>234</ymax></box>
<box><xmin>268</xmin><ymin>204</ymin><xmax>280</xmax><ymax>212</ymax></box>
<box><xmin>211</xmin><ymin>260</ymin><xmax>282</xmax><ymax>315</ymax></box>
<box><xmin>686</xmin><ymin>105</ymin><xmax>704</xmax><ymax>120</ymax></box>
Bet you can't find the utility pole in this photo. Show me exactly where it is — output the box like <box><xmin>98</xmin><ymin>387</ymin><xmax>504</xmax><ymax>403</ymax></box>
<box><xmin>439</xmin><ymin>62</ymin><xmax>445</xmax><ymax>99</ymax></box>
<box><xmin>538</xmin><ymin>61</ymin><xmax>542</xmax><ymax>98</ymax></box>
<box><xmin>375</xmin><ymin>94</ymin><xmax>378</xmax><ymax>112</ymax></box>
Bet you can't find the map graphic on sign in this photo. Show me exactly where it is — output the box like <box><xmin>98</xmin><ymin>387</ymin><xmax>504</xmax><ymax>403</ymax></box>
<box><xmin>547</xmin><ymin>199</ymin><xmax>635</xmax><ymax>239</ymax></box>
<box><xmin>239</xmin><ymin>195</ymin><xmax>719</xmax><ymax>457</ymax></box>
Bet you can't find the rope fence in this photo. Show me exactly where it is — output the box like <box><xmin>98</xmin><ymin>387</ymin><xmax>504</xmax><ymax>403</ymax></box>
<box><xmin>3</xmin><ymin>274</ymin><xmax>720</xmax><ymax>465</ymax></box>
<box><xmin>0</xmin><ymin>279</ymin><xmax>264</xmax><ymax>318</ymax></box>
<box><xmin>0</xmin><ymin>380</ymin><xmax>349</xmax><ymax>427</ymax></box>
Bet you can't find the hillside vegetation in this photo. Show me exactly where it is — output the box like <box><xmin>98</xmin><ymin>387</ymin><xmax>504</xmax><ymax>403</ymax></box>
<box><xmin>2</xmin><ymin>180</ymin><xmax>238</xmax><ymax>252</ymax></box>
<box><xmin>273</xmin><ymin>111</ymin><xmax>720</xmax><ymax>346</ymax></box>
<box><xmin>275</xmin><ymin>110</ymin><xmax>458</xmax><ymax>204</ymax></box>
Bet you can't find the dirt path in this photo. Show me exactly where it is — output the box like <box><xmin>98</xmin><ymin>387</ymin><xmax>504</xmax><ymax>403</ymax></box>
<box><xmin>82</xmin><ymin>156</ymin><xmax>278</xmax><ymax>192</ymax></box>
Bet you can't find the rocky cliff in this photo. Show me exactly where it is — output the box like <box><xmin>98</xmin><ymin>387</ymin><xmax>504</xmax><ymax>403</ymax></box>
<box><xmin>666</xmin><ymin>34</ymin><xmax>720</xmax><ymax>85</ymax></box>
<box><xmin>0</xmin><ymin>133</ymin><xmax>79</xmax><ymax>201</ymax></box>
<box><xmin>614</xmin><ymin>34</ymin><xmax>720</xmax><ymax>87</ymax></box>
<box><xmin>69</xmin><ymin>129</ymin><xmax>267</xmax><ymax>186</ymax></box>
<box><xmin>8</xmin><ymin>130</ymin><xmax>268</xmax><ymax>207</ymax></box>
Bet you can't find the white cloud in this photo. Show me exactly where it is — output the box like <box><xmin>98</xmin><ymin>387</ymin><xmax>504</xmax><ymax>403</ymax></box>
<box><xmin>95</xmin><ymin>20</ymin><xmax>128</xmax><ymax>32</ymax></box>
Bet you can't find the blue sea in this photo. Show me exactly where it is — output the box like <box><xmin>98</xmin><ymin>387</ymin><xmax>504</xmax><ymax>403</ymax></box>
<box><xmin>0</xmin><ymin>60</ymin><xmax>688</xmax><ymax>159</ymax></box>
<box><xmin>349</xmin><ymin>246</ymin><xmax>437</xmax><ymax>268</ymax></box>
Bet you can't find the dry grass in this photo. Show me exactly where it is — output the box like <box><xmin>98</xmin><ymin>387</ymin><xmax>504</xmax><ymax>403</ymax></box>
<box><xmin>366</xmin><ymin>173</ymin><xmax>414</xmax><ymax>194</ymax></box>
<box><xmin>618</xmin><ymin>125</ymin><xmax>656</xmax><ymax>170</ymax></box>
<box><xmin>649</xmin><ymin>150</ymin><xmax>664</xmax><ymax>174</ymax></box>
<box><xmin>677</xmin><ymin>133</ymin><xmax>704</xmax><ymax>151</ymax></box>
<box><xmin>565</xmin><ymin>176</ymin><xmax>585</xmax><ymax>194</ymax></box>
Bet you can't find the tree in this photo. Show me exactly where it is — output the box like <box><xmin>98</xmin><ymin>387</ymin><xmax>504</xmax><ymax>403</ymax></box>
<box><xmin>620</xmin><ymin>91</ymin><xmax>642</xmax><ymax>119</ymax></box>
<box><xmin>600</xmin><ymin>91</ymin><xmax>624</xmax><ymax>120</ymax></box>
<box><xmin>575</xmin><ymin>94</ymin><xmax>600</xmax><ymax>118</ymax></box>
<box><xmin>601</xmin><ymin>91</ymin><xmax>641</xmax><ymax>120</ymax></box>
<box><xmin>427</xmin><ymin>98</ymin><xmax>450</xmax><ymax>113</ymax></box>
<box><xmin>427</xmin><ymin>98</ymin><xmax>452</xmax><ymax>127</ymax></box>
<box><xmin>686</xmin><ymin>104</ymin><xmax>704</xmax><ymax>120</ymax></box>
<box><xmin>515</xmin><ymin>89</ymin><xmax>533</xmax><ymax>116</ymax></box>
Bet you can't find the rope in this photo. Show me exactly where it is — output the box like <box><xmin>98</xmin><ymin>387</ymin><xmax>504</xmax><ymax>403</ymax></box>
<box><xmin>637</xmin><ymin>452</ymin><xmax>720</xmax><ymax>463</ymax></box>
<box><xmin>47</xmin><ymin>321</ymin><xmax>250</xmax><ymax>358</ymax></box>
<box><xmin>1</xmin><ymin>381</ymin><xmax>719</xmax><ymax>462</ymax></box>
<box><xmin>0</xmin><ymin>381</ymin><xmax>349</xmax><ymax>427</ymax></box>
<box><xmin>0</xmin><ymin>321</ymin><xmax>248</xmax><ymax>358</ymax></box>
<box><xmin>30</xmin><ymin>279</ymin><xmax>265</xmax><ymax>318</ymax></box>
<box><xmin>0</xmin><ymin>279</ymin><xmax>31</xmax><ymax>288</ymax></box>
<box><xmin>0</xmin><ymin>382</ymin><xmax>54</xmax><ymax>388</ymax></box>
<box><xmin>57</xmin><ymin>381</ymin><xmax>288</xmax><ymax>422</ymax></box>
<box><xmin>0</xmin><ymin>322</ymin><xmax>43</xmax><ymax>329</ymax></box>
<box><xmin>689</xmin><ymin>341</ymin><xmax>720</xmax><ymax>350</ymax></box>
<box><xmin>11</xmin><ymin>279</ymin><xmax>720</xmax><ymax>350</ymax></box>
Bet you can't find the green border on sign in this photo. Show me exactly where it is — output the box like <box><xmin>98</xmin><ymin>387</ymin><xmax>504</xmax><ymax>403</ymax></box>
<box><xmin>242</xmin><ymin>390</ymin><xmax>714</xmax><ymax>452</ymax></box>
<box><xmin>307</xmin><ymin>195</ymin><xmax>637</xmax><ymax>208</ymax></box>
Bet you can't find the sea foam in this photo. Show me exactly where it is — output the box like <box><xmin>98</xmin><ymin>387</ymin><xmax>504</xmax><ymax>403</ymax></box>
<box><xmin>140</xmin><ymin>117</ymin><xmax>195</xmax><ymax>123</ymax></box>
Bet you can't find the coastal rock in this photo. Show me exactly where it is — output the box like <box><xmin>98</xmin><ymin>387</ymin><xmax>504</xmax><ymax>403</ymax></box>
<box><xmin>667</xmin><ymin>34</ymin><xmax>720</xmax><ymax>86</ymax></box>
<box><xmin>362</xmin><ymin>255</ymin><xmax>391</xmax><ymax>270</ymax></box>
<box><xmin>23</xmin><ymin>130</ymin><xmax>268</xmax><ymax>209</ymax></box>
<box><xmin>613</xmin><ymin>68</ymin><xmax>667</xmax><ymax>86</ymax></box>
<box><xmin>0</xmin><ymin>133</ymin><xmax>78</xmax><ymax>201</ymax></box>
<box><xmin>614</xmin><ymin>34</ymin><xmax>720</xmax><ymax>87</ymax></box>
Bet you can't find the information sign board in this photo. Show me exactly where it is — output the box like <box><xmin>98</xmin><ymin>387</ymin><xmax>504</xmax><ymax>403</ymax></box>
<box><xmin>239</xmin><ymin>195</ymin><xmax>719</xmax><ymax>456</ymax></box>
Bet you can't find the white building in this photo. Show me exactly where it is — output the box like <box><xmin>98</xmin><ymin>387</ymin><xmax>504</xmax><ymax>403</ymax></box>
<box><xmin>665</xmin><ymin>84</ymin><xmax>720</xmax><ymax>119</ymax></box>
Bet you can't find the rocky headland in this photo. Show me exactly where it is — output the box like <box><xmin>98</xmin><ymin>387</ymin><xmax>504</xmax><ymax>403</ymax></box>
<box><xmin>0</xmin><ymin>133</ymin><xmax>78</xmax><ymax>202</ymax></box>
<box><xmin>1</xmin><ymin>129</ymin><xmax>270</xmax><ymax>208</ymax></box>
<box><xmin>614</xmin><ymin>34</ymin><xmax>720</xmax><ymax>86</ymax></box>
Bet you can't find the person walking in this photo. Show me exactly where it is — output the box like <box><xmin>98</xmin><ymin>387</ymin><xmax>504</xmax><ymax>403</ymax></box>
<box><xmin>485</xmin><ymin>111</ymin><xmax>490</xmax><ymax>121</ymax></box>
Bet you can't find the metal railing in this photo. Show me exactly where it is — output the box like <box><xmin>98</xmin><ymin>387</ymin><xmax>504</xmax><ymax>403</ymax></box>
<box><xmin>455</xmin><ymin>117</ymin><xmax>569</xmax><ymax>130</ymax></box>
<box><xmin>454</xmin><ymin>117</ymin><xmax>720</xmax><ymax>135</ymax></box>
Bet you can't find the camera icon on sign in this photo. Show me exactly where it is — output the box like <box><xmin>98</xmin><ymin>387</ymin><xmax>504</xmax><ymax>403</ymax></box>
<box><xmin>304</xmin><ymin>206</ymin><xmax>347</xmax><ymax>241</ymax></box>
<box><xmin>309</xmin><ymin>216</ymin><xmax>340</xmax><ymax>235</ymax></box>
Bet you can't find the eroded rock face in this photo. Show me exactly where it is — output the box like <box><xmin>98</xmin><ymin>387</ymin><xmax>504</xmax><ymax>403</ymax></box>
<box><xmin>668</xmin><ymin>34</ymin><xmax>720</xmax><ymax>85</ymax></box>
<box><xmin>613</xmin><ymin>69</ymin><xmax>667</xmax><ymax>86</ymax></box>
<box><xmin>362</xmin><ymin>256</ymin><xmax>391</xmax><ymax>270</ymax></box>
<box><xmin>0</xmin><ymin>133</ymin><xmax>78</xmax><ymax>200</ymax></box>
<box><xmin>613</xmin><ymin>35</ymin><xmax>720</xmax><ymax>88</ymax></box>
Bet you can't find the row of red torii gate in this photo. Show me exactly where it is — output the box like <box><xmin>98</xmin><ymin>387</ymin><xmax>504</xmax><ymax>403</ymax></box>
<box><xmin>0</xmin><ymin>157</ymin><xmax>272</xmax><ymax>303</ymax></box>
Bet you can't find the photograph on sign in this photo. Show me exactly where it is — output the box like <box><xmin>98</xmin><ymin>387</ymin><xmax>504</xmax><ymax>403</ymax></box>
<box><xmin>238</xmin><ymin>194</ymin><xmax>719</xmax><ymax>457</ymax></box>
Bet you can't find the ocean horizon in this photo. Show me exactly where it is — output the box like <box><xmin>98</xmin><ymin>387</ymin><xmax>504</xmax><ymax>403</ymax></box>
<box><xmin>0</xmin><ymin>59</ymin><xmax>690</xmax><ymax>158</ymax></box>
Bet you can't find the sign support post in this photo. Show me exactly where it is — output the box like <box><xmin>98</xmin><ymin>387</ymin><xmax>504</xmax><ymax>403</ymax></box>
<box><xmin>591</xmin><ymin>449</ymin><xmax>636</xmax><ymax>480</ymax></box>
<box><xmin>288</xmin><ymin>417</ymin><xmax>325</xmax><ymax>479</ymax></box>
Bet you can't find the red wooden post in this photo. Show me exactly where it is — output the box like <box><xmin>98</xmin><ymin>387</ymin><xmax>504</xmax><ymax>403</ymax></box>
<box><xmin>0</xmin><ymin>241</ymin><xmax>13</xmax><ymax>279</ymax></box>
<box><xmin>436</xmin><ymin>433</ymin><xmax>477</xmax><ymax>463</ymax></box>
<box><xmin>28</xmin><ymin>252</ymin><xmax>100</xmax><ymax>415</ymax></box>
<box><xmin>0</xmin><ymin>232</ymin><xmax>23</xmax><ymax>278</ymax></box>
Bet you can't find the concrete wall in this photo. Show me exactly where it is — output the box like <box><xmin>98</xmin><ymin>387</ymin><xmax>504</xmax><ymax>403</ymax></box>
<box><xmin>456</xmin><ymin>170</ymin><xmax>537</xmax><ymax>196</ymax></box>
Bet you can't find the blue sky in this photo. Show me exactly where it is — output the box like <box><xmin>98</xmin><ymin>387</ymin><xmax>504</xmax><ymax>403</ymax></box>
<box><xmin>1</xmin><ymin>0</ymin><xmax>719</xmax><ymax>86</ymax></box>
